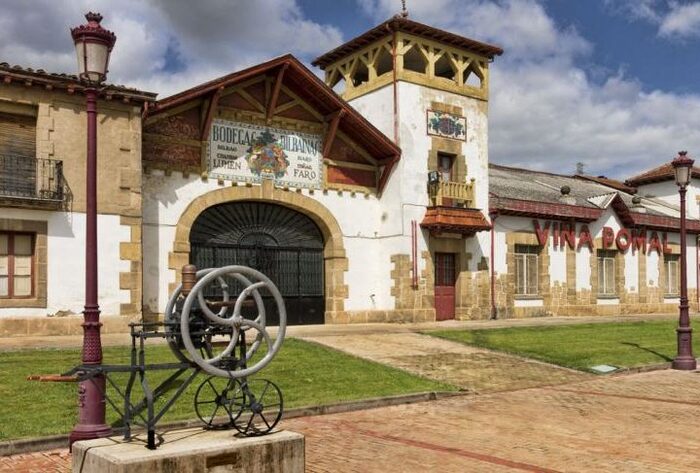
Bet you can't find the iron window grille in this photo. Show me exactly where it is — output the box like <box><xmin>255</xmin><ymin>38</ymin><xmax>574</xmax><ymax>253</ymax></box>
<box><xmin>0</xmin><ymin>154</ymin><xmax>64</xmax><ymax>202</ymax></box>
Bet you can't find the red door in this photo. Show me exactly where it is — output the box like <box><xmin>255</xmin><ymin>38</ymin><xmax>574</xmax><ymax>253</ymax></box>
<box><xmin>434</xmin><ymin>252</ymin><xmax>456</xmax><ymax>321</ymax></box>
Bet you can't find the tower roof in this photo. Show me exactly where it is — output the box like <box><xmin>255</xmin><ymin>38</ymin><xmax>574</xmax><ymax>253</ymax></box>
<box><xmin>312</xmin><ymin>16</ymin><xmax>503</xmax><ymax>69</ymax></box>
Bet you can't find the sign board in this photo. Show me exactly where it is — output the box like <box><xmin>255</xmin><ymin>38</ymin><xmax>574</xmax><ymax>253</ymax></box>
<box><xmin>208</xmin><ymin>119</ymin><xmax>323</xmax><ymax>189</ymax></box>
<box><xmin>427</xmin><ymin>110</ymin><xmax>466</xmax><ymax>141</ymax></box>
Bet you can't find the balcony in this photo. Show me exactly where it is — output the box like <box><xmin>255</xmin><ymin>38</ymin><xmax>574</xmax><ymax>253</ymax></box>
<box><xmin>423</xmin><ymin>178</ymin><xmax>490</xmax><ymax>236</ymax></box>
<box><xmin>428</xmin><ymin>179</ymin><xmax>475</xmax><ymax>208</ymax></box>
<box><xmin>0</xmin><ymin>155</ymin><xmax>65</xmax><ymax>208</ymax></box>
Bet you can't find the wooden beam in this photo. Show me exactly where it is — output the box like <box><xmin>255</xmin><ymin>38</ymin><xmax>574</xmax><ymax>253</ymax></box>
<box><xmin>324</xmin><ymin>158</ymin><xmax>376</xmax><ymax>171</ymax></box>
<box><xmin>322</xmin><ymin>109</ymin><xmax>344</xmax><ymax>158</ymax></box>
<box><xmin>266</xmin><ymin>64</ymin><xmax>288</xmax><ymax>123</ymax></box>
<box><xmin>201</xmin><ymin>86</ymin><xmax>223</xmax><ymax>141</ymax></box>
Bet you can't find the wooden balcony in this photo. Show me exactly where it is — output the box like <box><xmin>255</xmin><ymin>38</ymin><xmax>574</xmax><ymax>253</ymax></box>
<box><xmin>428</xmin><ymin>179</ymin><xmax>475</xmax><ymax>208</ymax></box>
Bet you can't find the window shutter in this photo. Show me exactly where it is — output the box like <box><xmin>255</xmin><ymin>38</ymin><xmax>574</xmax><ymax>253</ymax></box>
<box><xmin>0</xmin><ymin>112</ymin><xmax>36</xmax><ymax>157</ymax></box>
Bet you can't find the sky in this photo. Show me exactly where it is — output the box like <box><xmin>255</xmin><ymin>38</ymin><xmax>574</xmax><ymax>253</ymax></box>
<box><xmin>2</xmin><ymin>0</ymin><xmax>700</xmax><ymax>179</ymax></box>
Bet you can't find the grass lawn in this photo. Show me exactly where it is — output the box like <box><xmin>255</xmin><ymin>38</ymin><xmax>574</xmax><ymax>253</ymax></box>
<box><xmin>0</xmin><ymin>338</ymin><xmax>454</xmax><ymax>441</ymax></box>
<box><xmin>428</xmin><ymin>320</ymin><xmax>680</xmax><ymax>372</ymax></box>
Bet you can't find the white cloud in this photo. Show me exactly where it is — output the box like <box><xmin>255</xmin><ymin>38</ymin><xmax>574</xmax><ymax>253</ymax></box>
<box><xmin>359</xmin><ymin>0</ymin><xmax>700</xmax><ymax>178</ymax></box>
<box><xmin>659</xmin><ymin>2</ymin><xmax>700</xmax><ymax>37</ymax></box>
<box><xmin>0</xmin><ymin>0</ymin><xmax>343</xmax><ymax>97</ymax></box>
<box><xmin>606</xmin><ymin>0</ymin><xmax>700</xmax><ymax>39</ymax></box>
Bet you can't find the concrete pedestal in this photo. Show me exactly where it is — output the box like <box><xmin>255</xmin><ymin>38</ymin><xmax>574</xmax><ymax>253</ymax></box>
<box><xmin>71</xmin><ymin>428</ymin><xmax>304</xmax><ymax>473</ymax></box>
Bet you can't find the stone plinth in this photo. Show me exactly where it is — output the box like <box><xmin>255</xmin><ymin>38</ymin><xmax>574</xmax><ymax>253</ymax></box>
<box><xmin>71</xmin><ymin>428</ymin><xmax>304</xmax><ymax>473</ymax></box>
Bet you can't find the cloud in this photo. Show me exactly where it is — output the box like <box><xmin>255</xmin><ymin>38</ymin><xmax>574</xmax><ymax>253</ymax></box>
<box><xmin>0</xmin><ymin>0</ymin><xmax>343</xmax><ymax>97</ymax></box>
<box><xmin>359</xmin><ymin>0</ymin><xmax>700</xmax><ymax>178</ymax></box>
<box><xmin>659</xmin><ymin>2</ymin><xmax>700</xmax><ymax>37</ymax></box>
<box><xmin>606</xmin><ymin>0</ymin><xmax>700</xmax><ymax>39</ymax></box>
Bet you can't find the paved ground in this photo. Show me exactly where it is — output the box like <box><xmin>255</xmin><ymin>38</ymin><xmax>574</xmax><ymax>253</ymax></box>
<box><xmin>0</xmin><ymin>313</ymin><xmax>676</xmax><ymax>351</ymax></box>
<box><xmin>287</xmin><ymin>369</ymin><xmax>700</xmax><ymax>472</ymax></box>
<box><xmin>298</xmin><ymin>332</ymin><xmax>592</xmax><ymax>393</ymax></box>
<box><xmin>0</xmin><ymin>313</ymin><xmax>692</xmax><ymax>472</ymax></box>
<box><xmin>5</xmin><ymin>369</ymin><xmax>700</xmax><ymax>472</ymax></box>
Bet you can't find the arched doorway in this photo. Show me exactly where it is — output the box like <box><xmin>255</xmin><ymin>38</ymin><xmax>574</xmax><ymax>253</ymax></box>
<box><xmin>189</xmin><ymin>201</ymin><xmax>325</xmax><ymax>325</ymax></box>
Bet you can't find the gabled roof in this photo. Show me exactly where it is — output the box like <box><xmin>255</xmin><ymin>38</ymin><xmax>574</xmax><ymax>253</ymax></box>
<box><xmin>625</xmin><ymin>162</ymin><xmax>700</xmax><ymax>187</ymax></box>
<box><xmin>489</xmin><ymin>163</ymin><xmax>700</xmax><ymax>232</ymax></box>
<box><xmin>574</xmin><ymin>174</ymin><xmax>636</xmax><ymax>194</ymax></box>
<box><xmin>148</xmin><ymin>54</ymin><xmax>400</xmax><ymax>165</ymax></box>
<box><xmin>312</xmin><ymin>16</ymin><xmax>503</xmax><ymax>69</ymax></box>
<box><xmin>0</xmin><ymin>62</ymin><xmax>157</xmax><ymax>104</ymax></box>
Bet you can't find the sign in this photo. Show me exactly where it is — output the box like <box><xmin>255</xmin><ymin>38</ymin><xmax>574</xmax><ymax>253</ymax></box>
<box><xmin>533</xmin><ymin>220</ymin><xmax>671</xmax><ymax>254</ymax></box>
<box><xmin>427</xmin><ymin>110</ymin><xmax>466</xmax><ymax>141</ymax></box>
<box><xmin>208</xmin><ymin>119</ymin><xmax>323</xmax><ymax>189</ymax></box>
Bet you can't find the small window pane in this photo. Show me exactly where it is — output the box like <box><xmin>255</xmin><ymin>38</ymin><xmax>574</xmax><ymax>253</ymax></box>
<box><xmin>0</xmin><ymin>234</ymin><xmax>7</xmax><ymax>254</ymax></box>
<box><xmin>14</xmin><ymin>235</ymin><xmax>32</xmax><ymax>255</ymax></box>
<box><xmin>0</xmin><ymin>255</ymin><xmax>8</xmax><ymax>276</ymax></box>
<box><xmin>527</xmin><ymin>254</ymin><xmax>538</xmax><ymax>294</ymax></box>
<box><xmin>14</xmin><ymin>255</ymin><xmax>31</xmax><ymax>276</ymax></box>
<box><xmin>13</xmin><ymin>276</ymin><xmax>31</xmax><ymax>296</ymax></box>
<box><xmin>0</xmin><ymin>276</ymin><xmax>7</xmax><ymax>296</ymax></box>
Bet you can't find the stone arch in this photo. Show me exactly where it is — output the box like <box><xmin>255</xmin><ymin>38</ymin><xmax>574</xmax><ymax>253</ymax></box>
<box><xmin>168</xmin><ymin>180</ymin><xmax>348</xmax><ymax>319</ymax></box>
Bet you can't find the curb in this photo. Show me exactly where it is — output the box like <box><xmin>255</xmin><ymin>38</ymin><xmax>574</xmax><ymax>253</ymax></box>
<box><xmin>0</xmin><ymin>390</ymin><xmax>464</xmax><ymax>457</ymax></box>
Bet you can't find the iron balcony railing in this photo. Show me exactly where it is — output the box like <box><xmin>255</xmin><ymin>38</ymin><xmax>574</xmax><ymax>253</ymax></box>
<box><xmin>0</xmin><ymin>154</ymin><xmax>64</xmax><ymax>203</ymax></box>
<box><xmin>428</xmin><ymin>179</ymin><xmax>475</xmax><ymax>207</ymax></box>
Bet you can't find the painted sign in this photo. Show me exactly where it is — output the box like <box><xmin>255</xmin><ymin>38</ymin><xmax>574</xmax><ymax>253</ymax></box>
<box><xmin>208</xmin><ymin>119</ymin><xmax>323</xmax><ymax>189</ymax></box>
<box><xmin>427</xmin><ymin>110</ymin><xmax>466</xmax><ymax>141</ymax></box>
<box><xmin>533</xmin><ymin>220</ymin><xmax>672</xmax><ymax>254</ymax></box>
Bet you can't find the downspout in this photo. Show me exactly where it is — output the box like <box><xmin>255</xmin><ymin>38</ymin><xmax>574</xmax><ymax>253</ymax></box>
<box><xmin>391</xmin><ymin>26</ymin><xmax>399</xmax><ymax>146</ymax></box>
<box><xmin>490</xmin><ymin>211</ymin><xmax>498</xmax><ymax>319</ymax></box>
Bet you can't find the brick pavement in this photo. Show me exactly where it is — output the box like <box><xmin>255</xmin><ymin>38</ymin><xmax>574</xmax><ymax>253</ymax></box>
<box><xmin>8</xmin><ymin>370</ymin><xmax>700</xmax><ymax>472</ymax></box>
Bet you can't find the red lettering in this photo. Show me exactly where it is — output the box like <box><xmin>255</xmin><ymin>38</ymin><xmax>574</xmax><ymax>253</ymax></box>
<box><xmin>534</xmin><ymin>220</ymin><xmax>550</xmax><ymax>247</ymax></box>
<box><xmin>647</xmin><ymin>231</ymin><xmax>662</xmax><ymax>255</ymax></box>
<box><xmin>632</xmin><ymin>229</ymin><xmax>646</xmax><ymax>254</ymax></box>
<box><xmin>577</xmin><ymin>225</ymin><xmax>594</xmax><ymax>250</ymax></box>
<box><xmin>615</xmin><ymin>228</ymin><xmax>631</xmax><ymax>252</ymax></box>
<box><xmin>662</xmin><ymin>233</ymin><xmax>672</xmax><ymax>254</ymax></box>
<box><xmin>559</xmin><ymin>223</ymin><xmax>575</xmax><ymax>250</ymax></box>
<box><xmin>602</xmin><ymin>227</ymin><xmax>615</xmax><ymax>248</ymax></box>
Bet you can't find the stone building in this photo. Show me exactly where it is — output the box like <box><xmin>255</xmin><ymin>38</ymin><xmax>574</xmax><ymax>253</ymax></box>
<box><xmin>0</xmin><ymin>63</ymin><xmax>156</xmax><ymax>334</ymax></box>
<box><xmin>1</xmin><ymin>15</ymin><xmax>698</xmax><ymax>335</ymax></box>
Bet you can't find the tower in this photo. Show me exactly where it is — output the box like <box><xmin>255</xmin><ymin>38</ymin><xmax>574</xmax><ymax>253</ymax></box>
<box><xmin>313</xmin><ymin>15</ymin><xmax>503</xmax><ymax>320</ymax></box>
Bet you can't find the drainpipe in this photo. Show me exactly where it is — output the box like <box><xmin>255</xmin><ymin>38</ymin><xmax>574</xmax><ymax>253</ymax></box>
<box><xmin>490</xmin><ymin>211</ymin><xmax>498</xmax><ymax>319</ymax></box>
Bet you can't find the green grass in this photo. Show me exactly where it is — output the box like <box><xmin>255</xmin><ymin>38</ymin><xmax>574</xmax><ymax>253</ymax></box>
<box><xmin>0</xmin><ymin>338</ymin><xmax>453</xmax><ymax>441</ymax></box>
<box><xmin>428</xmin><ymin>320</ymin><xmax>680</xmax><ymax>372</ymax></box>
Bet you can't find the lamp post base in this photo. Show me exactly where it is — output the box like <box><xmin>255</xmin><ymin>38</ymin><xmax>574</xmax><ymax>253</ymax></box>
<box><xmin>671</xmin><ymin>356</ymin><xmax>697</xmax><ymax>371</ymax></box>
<box><xmin>69</xmin><ymin>375</ymin><xmax>112</xmax><ymax>449</ymax></box>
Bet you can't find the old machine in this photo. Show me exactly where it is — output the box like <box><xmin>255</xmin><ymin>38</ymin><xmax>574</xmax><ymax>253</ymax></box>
<box><xmin>40</xmin><ymin>264</ymin><xmax>287</xmax><ymax>449</ymax></box>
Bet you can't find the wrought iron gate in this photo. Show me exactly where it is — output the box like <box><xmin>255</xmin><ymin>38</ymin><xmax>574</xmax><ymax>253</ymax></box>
<box><xmin>189</xmin><ymin>202</ymin><xmax>325</xmax><ymax>325</ymax></box>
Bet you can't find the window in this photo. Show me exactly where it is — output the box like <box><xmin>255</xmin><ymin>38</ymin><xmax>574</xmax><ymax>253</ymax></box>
<box><xmin>515</xmin><ymin>244</ymin><xmax>539</xmax><ymax>296</ymax></box>
<box><xmin>0</xmin><ymin>232</ymin><xmax>34</xmax><ymax>298</ymax></box>
<box><xmin>665</xmin><ymin>255</ymin><xmax>680</xmax><ymax>296</ymax></box>
<box><xmin>597</xmin><ymin>250</ymin><xmax>616</xmax><ymax>296</ymax></box>
<box><xmin>437</xmin><ymin>152</ymin><xmax>454</xmax><ymax>182</ymax></box>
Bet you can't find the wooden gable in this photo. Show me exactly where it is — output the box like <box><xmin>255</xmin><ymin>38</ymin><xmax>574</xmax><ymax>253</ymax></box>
<box><xmin>143</xmin><ymin>55</ymin><xmax>400</xmax><ymax>192</ymax></box>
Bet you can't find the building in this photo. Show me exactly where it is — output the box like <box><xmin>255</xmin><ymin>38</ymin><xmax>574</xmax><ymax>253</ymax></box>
<box><xmin>0</xmin><ymin>62</ymin><xmax>156</xmax><ymax>334</ymax></box>
<box><xmin>0</xmin><ymin>14</ymin><xmax>698</xmax><ymax>336</ymax></box>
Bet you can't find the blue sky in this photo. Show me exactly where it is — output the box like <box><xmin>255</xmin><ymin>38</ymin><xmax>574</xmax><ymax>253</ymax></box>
<box><xmin>2</xmin><ymin>0</ymin><xmax>700</xmax><ymax>178</ymax></box>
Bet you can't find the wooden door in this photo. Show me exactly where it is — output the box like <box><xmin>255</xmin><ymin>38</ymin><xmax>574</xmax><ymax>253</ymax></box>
<box><xmin>434</xmin><ymin>252</ymin><xmax>456</xmax><ymax>321</ymax></box>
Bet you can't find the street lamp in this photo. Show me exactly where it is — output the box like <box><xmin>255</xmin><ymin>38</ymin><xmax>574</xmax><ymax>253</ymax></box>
<box><xmin>69</xmin><ymin>12</ymin><xmax>116</xmax><ymax>445</ymax></box>
<box><xmin>671</xmin><ymin>151</ymin><xmax>697</xmax><ymax>371</ymax></box>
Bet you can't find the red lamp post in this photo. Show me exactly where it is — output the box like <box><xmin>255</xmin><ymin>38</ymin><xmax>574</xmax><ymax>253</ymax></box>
<box><xmin>69</xmin><ymin>12</ymin><xmax>116</xmax><ymax>445</ymax></box>
<box><xmin>671</xmin><ymin>151</ymin><xmax>697</xmax><ymax>371</ymax></box>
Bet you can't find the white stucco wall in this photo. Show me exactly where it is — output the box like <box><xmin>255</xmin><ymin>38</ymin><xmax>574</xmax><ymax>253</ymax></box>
<box><xmin>636</xmin><ymin>179</ymin><xmax>699</xmax><ymax>218</ymax></box>
<box><xmin>491</xmin><ymin>212</ymin><xmax>699</xmax><ymax>303</ymax></box>
<box><xmin>0</xmin><ymin>208</ymin><xmax>129</xmax><ymax>317</ymax></box>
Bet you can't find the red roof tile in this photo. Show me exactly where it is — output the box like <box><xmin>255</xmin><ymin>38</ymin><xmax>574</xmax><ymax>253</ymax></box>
<box><xmin>420</xmin><ymin>207</ymin><xmax>491</xmax><ymax>235</ymax></box>
<box><xmin>626</xmin><ymin>162</ymin><xmax>700</xmax><ymax>186</ymax></box>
